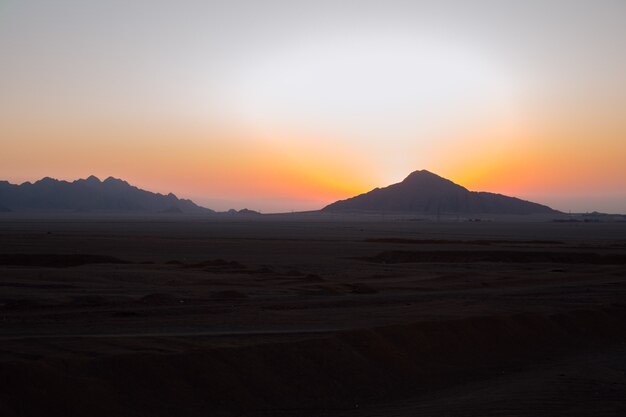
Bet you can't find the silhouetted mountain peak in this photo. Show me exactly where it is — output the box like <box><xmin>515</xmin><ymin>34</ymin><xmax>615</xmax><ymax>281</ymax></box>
<box><xmin>323</xmin><ymin>169</ymin><xmax>558</xmax><ymax>215</ymax></box>
<box><xmin>402</xmin><ymin>169</ymin><xmax>456</xmax><ymax>184</ymax></box>
<box><xmin>103</xmin><ymin>176</ymin><xmax>128</xmax><ymax>185</ymax></box>
<box><xmin>36</xmin><ymin>177</ymin><xmax>58</xmax><ymax>185</ymax></box>
<box><xmin>403</xmin><ymin>169</ymin><xmax>437</xmax><ymax>181</ymax></box>
<box><xmin>75</xmin><ymin>175</ymin><xmax>101</xmax><ymax>186</ymax></box>
<box><xmin>398</xmin><ymin>169</ymin><xmax>467</xmax><ymax>193</ymax></box>
<box><xmin>238</xmin><ymin>208</ymin><xmax>261</xmax><ymax>215</ymax></box>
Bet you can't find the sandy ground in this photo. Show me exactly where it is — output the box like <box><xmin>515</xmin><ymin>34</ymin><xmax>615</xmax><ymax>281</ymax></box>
<box><xmin>0</xmin><ymin>215</ymin><xmax>625</xmax><ymax>416</ymax></box>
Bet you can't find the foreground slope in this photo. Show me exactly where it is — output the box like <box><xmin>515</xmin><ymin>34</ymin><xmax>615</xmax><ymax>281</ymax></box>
<box><xmin>0</xmin><ymin>176</ymin><xmax>212</xmax><ymax>214</ymax></box>
<box><xmin>323</xmin><ymin>170</ymin><xmax>558</xmax><ymax>215</ymax></box>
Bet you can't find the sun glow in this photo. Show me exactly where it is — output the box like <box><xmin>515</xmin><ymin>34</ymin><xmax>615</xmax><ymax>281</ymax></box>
<box><xmin>221</xmin><ymin>31</ymin><xmax>524</xmax><ymax>145</ymax></box>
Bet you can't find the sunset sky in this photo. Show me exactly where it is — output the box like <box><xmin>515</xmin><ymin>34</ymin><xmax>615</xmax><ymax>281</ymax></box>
<box><xmin>1</xmin><ymin>1</ymin><xmax>625</xmax><ymax>213</ymax></box>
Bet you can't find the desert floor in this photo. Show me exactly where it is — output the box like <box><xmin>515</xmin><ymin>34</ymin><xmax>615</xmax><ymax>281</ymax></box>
<box><xmin>1</xmin><ymin>215</ymin><xmax>625</xmax><ymax>416</ymax></box>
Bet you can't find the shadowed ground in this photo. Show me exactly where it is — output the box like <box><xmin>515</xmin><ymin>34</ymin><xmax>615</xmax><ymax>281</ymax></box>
<box><xmin>0</xmin><ymin>215</ymin><xmax>625</xmax><ymax>416</ymax></box>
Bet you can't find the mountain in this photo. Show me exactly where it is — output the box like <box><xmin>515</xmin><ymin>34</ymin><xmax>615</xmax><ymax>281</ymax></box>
<box><xmin>322</xmin><ymin>170</ymin><xmax>558</xmax><ymax>215</ymax></box>
<box><xmin>0</xmin><ymin>176</ymin><xmax>213</xmax><ymax>214</ymax></box>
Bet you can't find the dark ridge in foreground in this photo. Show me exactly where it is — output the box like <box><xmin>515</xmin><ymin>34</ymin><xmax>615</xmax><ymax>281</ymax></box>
<box><xmin>0</xmin><ymin>176</ymin><xmax>213</xmax><ymax>214</ymax></box>
<box><xmin>323</xmin><ymin>169</ymin><xmax>558</xmax><ymax>215</ymax></box>
<box><xmin>2</xmin><ymin>307</ymin><xmax>626</xmax><ymax>417</ymax></box>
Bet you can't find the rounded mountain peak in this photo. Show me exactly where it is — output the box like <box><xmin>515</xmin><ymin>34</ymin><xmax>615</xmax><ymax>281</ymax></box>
<box><xmin>398</xmin><ymin>169</ymin><xmax>467</xmax><ymax>193</ymax></box>
<box><xmin>402</xmin><ymin>169</ymin><xmax>445</xmax><ymax>183</ymax></box>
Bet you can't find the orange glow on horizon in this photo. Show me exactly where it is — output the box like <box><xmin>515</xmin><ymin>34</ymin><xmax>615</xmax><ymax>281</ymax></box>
<box><xmin>1</xmin><ymin>100</ymin><xmax>625</xmax><ymax>213</ymax></box>
<box><xmin>0</xmin><ymin>123</ymin><xmax>375</xmax><ymax>211</ymax></box>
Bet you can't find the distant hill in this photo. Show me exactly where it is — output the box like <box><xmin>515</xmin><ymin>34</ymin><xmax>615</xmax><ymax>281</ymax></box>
<box><xmin>322</xmin><ymin>170</ymin><xmax>558</xmax><ymax>215</ymax></box>
<box><xmin>227</xmin><ymin>208</ymin><xmax>261</xmax><ymax>215</ymax></box>
<box><xmin>0</xmin><ymin>176</ymin><xmax>213</xmax><ymax>214</ymax></box>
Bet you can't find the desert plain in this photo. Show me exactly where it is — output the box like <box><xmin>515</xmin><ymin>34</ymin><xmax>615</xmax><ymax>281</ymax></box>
<box><xmin>1</xmin><ymin>214</ymin><xmax>626</xmax><ymax>416</ymax></box>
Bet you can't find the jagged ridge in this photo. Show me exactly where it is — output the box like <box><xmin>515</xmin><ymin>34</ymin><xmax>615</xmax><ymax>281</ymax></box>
<box><xmin>0</xmin><ymin>176</ymin><xmax>213</xmax><ymax>214</ymax></box>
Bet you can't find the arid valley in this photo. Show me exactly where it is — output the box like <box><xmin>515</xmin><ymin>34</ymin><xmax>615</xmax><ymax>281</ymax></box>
<box><xmin>1</xmin><ymin>215</ymin><xmax>625</xmax><ymax>416</ymax></box>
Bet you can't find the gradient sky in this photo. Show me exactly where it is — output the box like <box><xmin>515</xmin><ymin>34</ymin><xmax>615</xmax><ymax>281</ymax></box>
<box><xmin>1</xmin><ymin>0</ymin><xmax>625</xmax><ymax>213</ymax></box>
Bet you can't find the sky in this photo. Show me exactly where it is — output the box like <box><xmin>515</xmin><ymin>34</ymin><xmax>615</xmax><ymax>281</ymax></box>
<box><xmin>1</xmin><ymin>0</ymin><xmax>625</xmax><ymax>213</ymax></box>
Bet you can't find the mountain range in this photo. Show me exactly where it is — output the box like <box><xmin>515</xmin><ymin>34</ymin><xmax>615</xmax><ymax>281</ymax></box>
<box><xmin>0</xmin><ymin>176</ymin><xmax>212</xmax><ymax>214</ymax></box>
<box><xmin>0</xmin><ymin>171</ymin><xmax>558</xmax><ymax>215</ymax></box>
<box><xmin>322</xmin><ymin>170</ymin><xmax>558</xmax><ymax>215</ymax></box>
